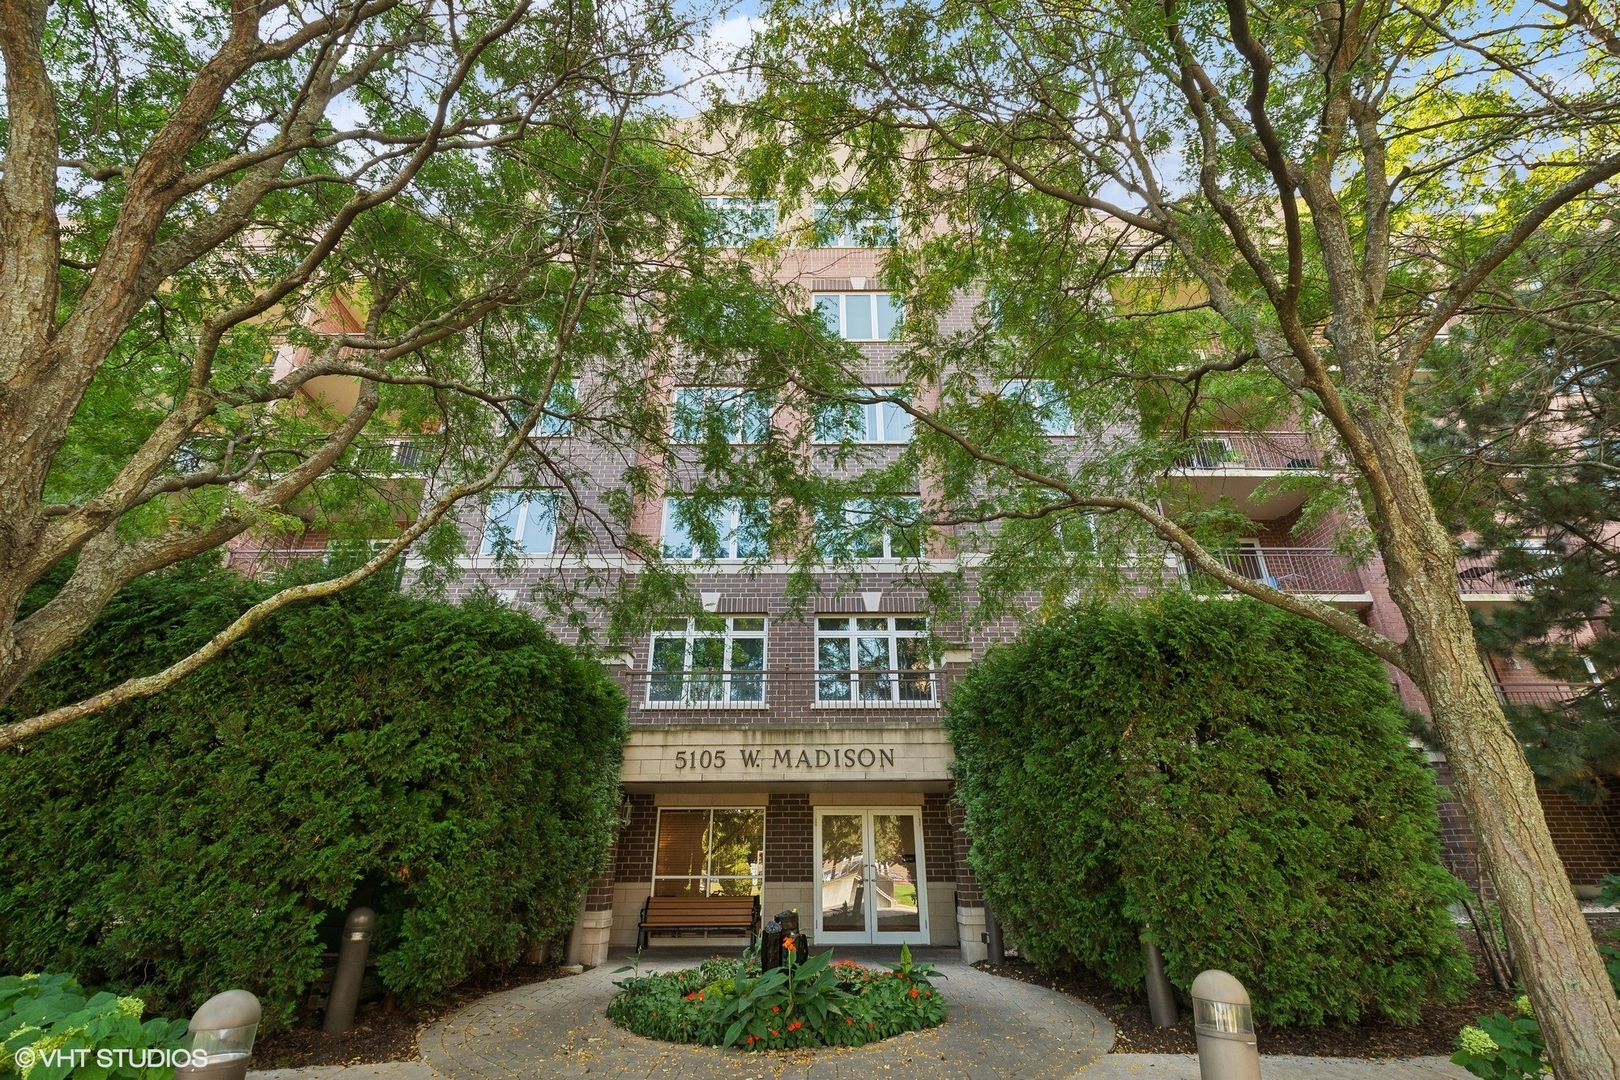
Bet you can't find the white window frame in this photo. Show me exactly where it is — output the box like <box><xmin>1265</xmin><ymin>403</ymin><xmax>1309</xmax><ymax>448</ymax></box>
<box><xmin>811</xmin><ymin>200</ymin><xmax>899</xmax><ymax>248</ymax></box>
<box><xmin>480</xmin><ymin>491</ymin><xmax>558</xmax><ymax>555</ymax></box>
<box><xmin>647</xmin><ymin>617</ymin><xmax>768</xmax><ymax>707</ymax></box>
<box><xmin>661</xmin><ymin>497</ymin><xmax>770</xmax><ymax>561</ymax></box>
<box><xmin>1001</xmin><ymin>379</ymin><xmax>1074</xmax><ymax>436</ymax></box>
<box><xmin>813</xmin><ymin>292</ymin><xmax>904</xmax><ymax>341</ymax></box>
<box><xmin>672</xmin><ymin>387</ymin><xmax>772</xmax><ymax>444</ymax></box>
<box><xmin>702</xmin><ymin>196</ymin><xmax>777</xmax><ymax>244</ymax></box>
<box><xmin>814</xmin><ymin>615</ymin><xmax>935</xmax><ymax>706</ymax></box>
<box><xmin>813</xmin><ymin>393</ymin><xmax>912</xmax><ymax>444</ymax></box>
<box><xmin>651</xmin><ymin>807</ymin><xmax>766</xmax><ymax>897</ymax></box>
<box><xmin>816</xmin><ymin>498</ymin><xmax>922</xmax><ymax>561</ymax></box>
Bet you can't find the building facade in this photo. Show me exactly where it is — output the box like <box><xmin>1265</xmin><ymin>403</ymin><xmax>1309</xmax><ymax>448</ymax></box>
<box><xmin>262</xmin><ymin>200</ymin><xmax>1619</xmax><ymax>967</ymax></box>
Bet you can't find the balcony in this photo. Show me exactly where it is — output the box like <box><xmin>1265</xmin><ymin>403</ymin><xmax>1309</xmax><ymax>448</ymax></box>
<box><xmin>1494</xmin><ymin>682</ymin><xmax>1586</xmax><ymax>709</ymax></box>
<box><xmin>622</xmin><ymin>669</ymin><xmax>955</xmax><ymax>713</ymax></box>
<box><xmin>1457</xmin><ymin>552</ymin><xmax>1534</xmax><ymax>605</ymax></box>
<box><xmin>1169</xmin><ymin>431</ymin><xmax>1322</xmax><ymax>519</ymax></box>
<box><xmin>1181</xmin><ymin>546</ymin><xmax>1371</xmax><ymax>608</ymax></box>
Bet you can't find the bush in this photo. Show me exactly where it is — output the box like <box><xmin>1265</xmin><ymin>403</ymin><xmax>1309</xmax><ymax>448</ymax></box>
<box><xmin>1</xmin><ymin>973</ymin><xmax>188</xmax><ymax>1080</ymax></box>
<box><xmin>0</xmin><ymin>565</ymin><xmax>627</xmax><ymax>1028</ymax></box>
<box><xmin>606</xmin><ymin>946</ymin><xmax>947</xmax><ymax>1050</ymax></box>
<box><xmin>944</xmin><ymin>594</ymin><xmax>1473</xmax><ymax>1025</ymax></box>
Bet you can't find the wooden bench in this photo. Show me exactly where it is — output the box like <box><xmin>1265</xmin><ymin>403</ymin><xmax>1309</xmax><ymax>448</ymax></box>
<box><xmin>637</xmin><ymin>894</ymin><xmax>761</xmax><ymax>950</ymax></box>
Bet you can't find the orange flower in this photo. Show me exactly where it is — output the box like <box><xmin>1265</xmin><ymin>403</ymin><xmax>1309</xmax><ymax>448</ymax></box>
<box><xmin>846</xmin><ymin>1018</ymin><xmax>854</xmax><ymax>1026</ymax></box>
<box><xmin>770</xmin><ymin>1029</ymin><xmax>778</xmax><ymax>1037</ymax></box>
<box><xmin>684</xmin><ymin>992</ymin><xmax>695</xmax><ymax>1000</ymax></box>
<box><xmin>697</xmin><ymin>992</ymin><xmax>705</xmax><ymax>1000</ymax></box>
<box><xmin>772</xmin><ymin>1004</ymin><xmax>780</xmax><ymax>1013</ymax></box>
<box><xmin>784</xmin><ymin>936</ymin><xmax>797</xmax><ymax>952</ymax></box>
<box><xmin>909</xmin><ymin>987</ymin><xmax>919</xmax><ymax>998</ymax></box>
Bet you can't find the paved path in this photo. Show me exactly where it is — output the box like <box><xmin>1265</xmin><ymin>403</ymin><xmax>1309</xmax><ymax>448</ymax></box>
<box><xmin>1081</xmin><ymin>1054</ymin><xmax>1469</xmax><ymax>1079</ymax></box>
<box><xmin>250</xmin><ymin>949</ymin><xmax>1472</xmax><ymax>1080</ymax></box>
<box><xmin>419</xmin><ymin>948</ymin><xmax>1111</xmax><ymax>1079</ymax></box>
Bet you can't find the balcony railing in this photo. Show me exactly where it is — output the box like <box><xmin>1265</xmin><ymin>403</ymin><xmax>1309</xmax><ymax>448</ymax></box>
<box><xmin>1173</xmin><ymin>431</ymin><xmax>1321</xmax><ymax>471</ymax></box>
<box><xmin>622</xmin><ymin>669</ymin><xmax>953</xmax><ymax>710</ymax></box>
<box><xmin>1183</xmin><ymin>546</ymin><xmax>1365</xmax><ymax>596</ymax></box>
<box><xmin>1456</xmin><ymin>553</ymin><xmax>1534</xmax><ymax>596</ymax></box>
<box><xmin>1494</xmin><ymin>682</ymin><xmax>1586</xmax><ymax>709</ymax></box>
<box><xmin>353</xmin><ymin>437</ymin><xmax>436</xmax><ymax>475</ymax></box>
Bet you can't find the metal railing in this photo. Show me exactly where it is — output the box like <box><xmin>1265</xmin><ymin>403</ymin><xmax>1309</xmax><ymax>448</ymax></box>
<box><xmin>353</xmin><ymin>437</ymin><xmax>436</xmax><ymax>475</ymax></box>
<box><xmin>1494</xmin><ymin>682</ymin><xmax>1584</xmax><ymax>708</ymax></box>
<box><xmin>1173</xmin><ymin>431</ymin><xmax>1321</xmax><ymax>471</ymax></box>
<box><xmin>1182</xmin><ymin>546</ymin><xmax>1365</xmax><ymax>595</ymax></box>
<box><xmin>1456</xmin><ymin>553</ymin><xmax>1534</xmax><ymax>595</ymax></box>
<box><xmin>621</xmin><ymin>668</ymin><xmax>952</xmax><ymax>710</ymax></box>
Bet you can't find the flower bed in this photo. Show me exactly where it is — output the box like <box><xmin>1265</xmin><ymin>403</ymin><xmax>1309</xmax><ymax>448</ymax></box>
<box><xmin>605</xmin><ymin>945</ymin><xmax>947</xmax><ymax>1050</ymax></box>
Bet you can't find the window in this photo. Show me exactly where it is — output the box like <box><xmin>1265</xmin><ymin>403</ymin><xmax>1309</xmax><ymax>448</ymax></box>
<box><xmin>702</xmin><ymin>197</ymin><xmax>776</xmax><ymax>245</ymax></box>
<box><xmin>816</xmin><ymin>616</ymin><xmax>933</xmax><ymax>704</ymax></box>
<box><xmin>508</xmin><ymin>379</ymin><xmax>577</xmax><ymax>436</ymax></box>
<box><xmin>672</xmin><ymin>387</ymin><xmax>772</xmax><ymax>444</ymax></box>
<box><xmin>815</xmin><ymin>498</ymin><xmax>922</xmax><ymax>560</ymax></box>
<box><xmin>813</xmin><ymin>293</ymin><xmax>903</xmax><ymax>341</ymax></box>
<box><xmin>481</xmin><ymin>491</ymin><xmax>557</xmax><ymax>554</ymax></box>
<box><xmin>653</xmin><ymin>808</ymin><xmax>765</xmax><ymax>897</ymax></box>
<box><xmin>648</xmin><ymin>617</ymin><xmax>767</xmax><ymax>705</ymax></box>
<box><xmin>811</xmin><ymin>200</ymin><xmax>899</xmax><ymax>247</ymax></box>
<box><xmin>812</xmin><ymin>394</ymin><xmax>912</xmax><ymax>443</ymax></box>
<box><xmin>662</xmin><ymin>498</ymin><xmax>769</xmax><ymax>560</ymax></box>
<box><xmin>1001</xmin><ymin>379</ymin><xmax>1074</xmax><ymax>436</ymax></box>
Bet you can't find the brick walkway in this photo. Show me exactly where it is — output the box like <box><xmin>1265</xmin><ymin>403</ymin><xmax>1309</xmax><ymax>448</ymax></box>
<box><xmin>419</xmin><ymin>948</ymin><xmax>1112</xmax><ymax>1079</ymax></box>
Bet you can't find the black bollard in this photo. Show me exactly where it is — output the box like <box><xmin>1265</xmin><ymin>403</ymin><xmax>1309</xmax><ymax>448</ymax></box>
<box><xmin>1141</xmin><ymin>936</ymin><xmax>1179</xmax><ymax>1027</ymax></box>
<box><xmin>985</xmin><ymin>903</ymin><xmax>1005</xmax><ymax>965</ymax></box>
<box><xmin>761</xmin><ymin>918</ymin><xmax>784</xmax><ymax>970</ymax></box>
<box><xmin>323</xmin><ymin>907</ymin><xmax>375</xmax><ymax>1035</ymax></box>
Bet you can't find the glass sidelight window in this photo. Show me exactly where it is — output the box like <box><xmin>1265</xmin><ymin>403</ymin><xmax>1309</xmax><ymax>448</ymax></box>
<box><xmin>653</xmin><ymin>808</ymin><xmax>766</xmax><ymax>897</ymax></box>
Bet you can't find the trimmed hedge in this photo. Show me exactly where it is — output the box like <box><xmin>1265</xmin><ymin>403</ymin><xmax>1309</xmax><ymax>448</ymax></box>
<box><xmin>0</xmin><ymin>565</ymin><xmax>626</xmax><ymax>1028</ymax></box>
<box><xmin>944</xmin><ymin>594</ymin><xmax>1473</xmax><ymax>1025</ymax></box>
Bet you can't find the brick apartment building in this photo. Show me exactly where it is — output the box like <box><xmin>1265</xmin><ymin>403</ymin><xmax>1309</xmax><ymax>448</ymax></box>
<box><xmin>263</xmin><ymin>197</ymin><xmax>1619</xmax><ymax>966</ymax></box>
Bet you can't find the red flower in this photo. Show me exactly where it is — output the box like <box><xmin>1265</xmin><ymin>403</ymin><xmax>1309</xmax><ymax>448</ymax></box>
<box><xmin>770</xmin><ymin>1029</ymin><xmax>778</xmax><ymax>1037</ymax></box>
<box><xmin>697</xmin><ymin>992</ymin><xmax>705</xmax><ymax>1000</ymax></box>
<box><xmin>772</xmin><ymin>1004</ymin><xmax>780</xmax><ymax>1013</ymax></box>
<box><xmin>909</xmin><ymin>987</ymin><xmax>919</xmax><ymax>998</ymax></box>
<box><xmin>846</xmin><ymin>1018</ymin><xmax>854</xmax><ymax>1026</ymax></box>
<box><xmin>684</xmin><ymin>992</ymin><xmax>695</xmax><ymax>1000</ymax></box>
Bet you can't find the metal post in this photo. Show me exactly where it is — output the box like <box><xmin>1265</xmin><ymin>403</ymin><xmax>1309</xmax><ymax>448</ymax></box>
<box><xmin>1141</xmin><ymin>936</ymin><xmax>1179</xmax><ymax>1027</ymax></box>
<box><xmin>1191</xmin><ymin>970</ymin><xmax>1261</xmax><ymax>1080</ymax></box>
<box><xmin>323</xmin><ymin>907</ymin><xmax>375</xmax><ymax>1035</ymax></box>
<box><xmin>174</xmin><ymin>990</ymin><xmax>260</xmax><ymax>1080</ymax></box>
<box><xmin>984</xmin><ymin>903</ymin><xmax>1005</xmax><ymax>965</ymax></box>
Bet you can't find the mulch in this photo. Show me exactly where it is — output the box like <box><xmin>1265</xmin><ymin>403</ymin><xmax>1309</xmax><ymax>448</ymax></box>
<box><xmin>978</xmin><ymin>925</ymin><xmax>1562</xmax><ymax>1058</ymax></box>
<box><xmin>252</xmin><ymin>962</ymin><xmax>574</xmax><ymax>1070</ymax></box>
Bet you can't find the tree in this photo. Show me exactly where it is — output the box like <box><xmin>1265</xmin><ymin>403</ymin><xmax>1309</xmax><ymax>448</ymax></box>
<box><xmin>0</xmin><ymin>0</ymin><xmax>775</xmax><ymax>743</ymax></box>
<box><xmin>721</xmin><ymin>0</ymin><xmax>1620</xmax><ymax>1071</ymax></box>
<box><xmin>1415</xmin><ymin>217</ymin><xmax>1620</xmax><ymax>801</ymax></box>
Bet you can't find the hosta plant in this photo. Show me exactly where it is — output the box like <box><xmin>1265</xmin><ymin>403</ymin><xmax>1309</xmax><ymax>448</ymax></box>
<box><xmin>1</xmin><ymin>974</ymin><xmax>188</xmax><ymax>1080</ymax></box>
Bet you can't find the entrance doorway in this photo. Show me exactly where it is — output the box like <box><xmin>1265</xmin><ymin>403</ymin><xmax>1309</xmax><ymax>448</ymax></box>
<box><xmin>813</xmin><ymin>808</ymin><xmax>929</xmax><ymax>944</ymax></box>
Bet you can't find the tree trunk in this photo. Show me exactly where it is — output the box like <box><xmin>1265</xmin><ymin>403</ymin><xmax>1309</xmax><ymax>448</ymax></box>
<box><xmin>1365</xmin><ymin>411</ymin><xmax>1620</xmax><ymax>1076</ymax></box>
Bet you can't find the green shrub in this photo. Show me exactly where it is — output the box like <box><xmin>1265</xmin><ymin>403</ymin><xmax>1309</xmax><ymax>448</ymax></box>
<box><xmin>0</xmin><ymin>566</ymin><xmax>627</xmax><ymax>1028</ymax></box>
<box><xmin>944</xmin><ymin>594</ymin><xmax>1473</xmax><ymax>1025</ymax></box>
<box><xmin>1</xmin><ymin>973</ymin><xmax>188</xmax><ymax>1080</ymax></box>
<box><xmin>606</xmin><ymin>946</ymin><xmax>947</xmax><ymax>1050</ymax></box>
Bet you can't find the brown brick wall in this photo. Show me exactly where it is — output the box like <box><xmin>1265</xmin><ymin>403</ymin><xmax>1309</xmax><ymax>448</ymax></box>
<box><xmin>1434</xmin><ymin>761</ymin><xmax>1620</xmax><ymax>893</ymax></box>
<box><xmin>585</xmin><ymin>836</ymin><xmax>617</xmax><ymax>912</ymax></box>
<box><xmin>613</xmin><ymin>792</ymin><xmax>657</xmax><ymax>883</ymax></box>
<box><xmin>922</xmin><ymin>792</ymin><xmax>956</xmax><ymax>884</ymax></box>
<box><xmin>1538</xmin><ymin>788</ymin><xmax>1620</xmax><ymax>887</ymax></box>
<box><xmin>949</xmin><ymin>797</ymin><xmax>982</xmax><ymax>908</ymax></box>
<box><xmin>766</xmin><ymin>793</ymin><xmax>814</xmax><ymax>880</ymax></box>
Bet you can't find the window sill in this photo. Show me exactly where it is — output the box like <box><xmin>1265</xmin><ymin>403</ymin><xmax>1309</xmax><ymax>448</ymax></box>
<box><xmin>812</xmin><ymin>699</ymin><xmax>939</xmax><ymax>709</ymax></box>
<box><xmin>642</xmin><ymin>700</ymin><xmax>770</xmax><ymax>710</ymax></box>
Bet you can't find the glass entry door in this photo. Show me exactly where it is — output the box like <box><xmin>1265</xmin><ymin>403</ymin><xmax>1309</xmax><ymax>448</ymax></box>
<box><xmin>813</xmin><ymin>808</ymin><xmax>928</xmax><ymax>944</ymax></box>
